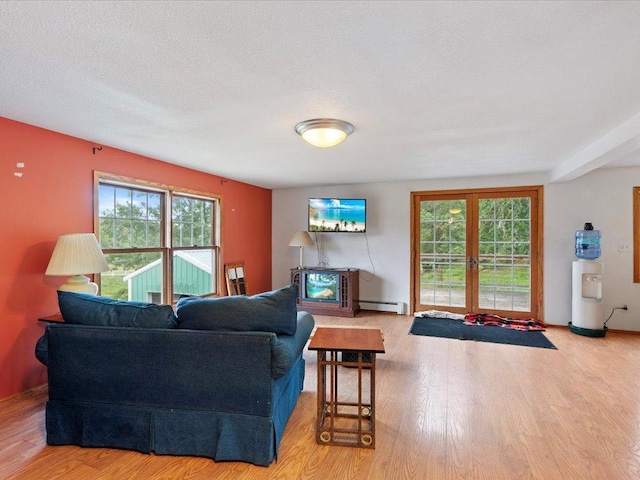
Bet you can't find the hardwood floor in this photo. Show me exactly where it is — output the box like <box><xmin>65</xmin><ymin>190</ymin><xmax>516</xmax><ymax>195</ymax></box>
<box><xmin>2</xmin><ymin>312</ymin><xmax>640</xmax><ymax>479</ymax></box>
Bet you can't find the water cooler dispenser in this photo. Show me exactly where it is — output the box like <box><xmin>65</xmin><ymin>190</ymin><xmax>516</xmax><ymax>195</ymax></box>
<box><xmin>570</xmin><ymin>223</ymin><xmax>606</xmax><ymax>337</ymax></box>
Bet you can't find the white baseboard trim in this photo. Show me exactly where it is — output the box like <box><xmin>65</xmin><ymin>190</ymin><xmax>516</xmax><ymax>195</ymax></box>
<box><xmin>359</xmin><ymin>300</ymin><xmax>405</xmax><ymax>315</ymax></box>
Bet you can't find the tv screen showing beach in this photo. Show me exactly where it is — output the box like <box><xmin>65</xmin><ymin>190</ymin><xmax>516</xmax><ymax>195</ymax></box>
<box><xmin>304</xmin><ymin>273</ymin><xmax>338</xmax><ymax>300</ymax></box>
<box><xmin>308</xmin><ymin>198</ymin><xmax>366</xmax><ymax>232</ymax></box>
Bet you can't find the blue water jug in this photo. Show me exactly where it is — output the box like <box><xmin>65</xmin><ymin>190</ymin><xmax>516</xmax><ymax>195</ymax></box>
<box><xmin>575</xmin><ymin>223</ymin><xmax>601</xmax><ymax>260</ymax></box>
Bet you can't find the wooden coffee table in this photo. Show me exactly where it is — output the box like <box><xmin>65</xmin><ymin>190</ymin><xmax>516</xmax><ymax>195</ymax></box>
<box><xmin>308</xmin><ymin>326</ymin><xmax>385</xmax><ymax>448</ymax></box>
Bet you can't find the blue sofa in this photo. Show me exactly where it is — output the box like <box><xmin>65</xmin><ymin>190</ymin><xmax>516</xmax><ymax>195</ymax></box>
<box><xmin>36</xmin><ymin>285</ymin><xmax>314</xmax><ymax>466</ymax></box>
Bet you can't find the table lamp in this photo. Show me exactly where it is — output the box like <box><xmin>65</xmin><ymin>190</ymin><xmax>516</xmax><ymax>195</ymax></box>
<box><xmin>288</xmin><ymin>231</ymin><xmax>314</xmax><ymax>269</ymax></box>
<box><xmin>45</xmin><ymin>233</ymin><xmax>109</xmax><ymax>295</ymax></box>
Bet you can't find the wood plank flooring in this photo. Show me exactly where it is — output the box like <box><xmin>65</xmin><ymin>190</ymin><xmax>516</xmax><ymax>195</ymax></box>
<box><xmin>2</xmin><ymin>312</ymin><xmax>640</xmax><ymax>479</ymax></box>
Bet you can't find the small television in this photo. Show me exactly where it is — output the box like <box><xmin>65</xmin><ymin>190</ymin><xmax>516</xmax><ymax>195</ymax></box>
<box><xmin>308</xmin><ymin>198</ymin><xmax>366</xmax><ymax>233</ymax></box>
<box><xmin>302</xmin><ymin>271</ymin><xmax>340</xmax><ymax>304</ymax></box>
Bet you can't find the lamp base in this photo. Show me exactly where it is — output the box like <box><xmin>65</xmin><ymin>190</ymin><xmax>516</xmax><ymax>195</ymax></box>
<box><xmin>58</xmin><ymin>275</ymin><xmax>99</xmax><ymax>295</ymax></box>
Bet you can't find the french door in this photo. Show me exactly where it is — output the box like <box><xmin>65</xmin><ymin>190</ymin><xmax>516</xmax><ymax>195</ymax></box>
<box><xmin>411</xmin><ymin>186</ymin><xmax>543</xmax><ymax>320</ymax></box>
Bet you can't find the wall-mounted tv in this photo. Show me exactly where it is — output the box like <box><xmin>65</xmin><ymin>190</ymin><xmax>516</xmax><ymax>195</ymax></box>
<box><xmin>308</xmin><ymin>198</ymin><xmax>366</xmax><ymax>233</ymax></box>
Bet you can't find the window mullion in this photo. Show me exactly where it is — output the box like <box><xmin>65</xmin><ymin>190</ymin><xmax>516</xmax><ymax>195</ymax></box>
<box><xmin>164</xmin><ymin>192</ymin><xmax>172</xmax><ymax>304</ymax></box>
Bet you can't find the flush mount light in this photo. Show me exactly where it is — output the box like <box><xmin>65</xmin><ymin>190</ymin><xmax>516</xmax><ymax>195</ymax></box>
<box><xmin>295</xmin><ymin>118</ymin><xmax>354</xmax><ymax>148</ymax></box>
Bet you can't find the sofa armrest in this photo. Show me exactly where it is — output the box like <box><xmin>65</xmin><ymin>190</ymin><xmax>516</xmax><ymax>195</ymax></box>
<box><xmin>270</xmin><ymin>312</ymin><xmax>315</xmax><ymax>378</ymax></box>
<box><xmin>35</xmin><ymin>334</ymin><xmax>48</xmax><ymax>366</ymax></box>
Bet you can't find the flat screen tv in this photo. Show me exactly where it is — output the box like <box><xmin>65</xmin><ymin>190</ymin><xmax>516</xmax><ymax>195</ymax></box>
<box><xmin>302</xmin><ymin>271</ymin><xmax>340</xmax><ymax>303</ymax></box>
<box><xmin>308</xmin><ymin>198</ymin><xmax>366</xmax><ymax>233</ymax></box>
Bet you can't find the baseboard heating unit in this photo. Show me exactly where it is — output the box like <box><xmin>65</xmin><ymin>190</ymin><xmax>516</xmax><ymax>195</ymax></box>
<box><xmin>359</xmin><ymin>300</ymin><xmax>405</xmax><ymax>315</ymax></box>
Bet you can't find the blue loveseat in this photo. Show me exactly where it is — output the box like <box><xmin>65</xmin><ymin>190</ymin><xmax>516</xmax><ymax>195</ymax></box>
<box><xmin>36</xmin><ymin>285</ymin><xmax>314</xmax><ymax>466</ymax></box>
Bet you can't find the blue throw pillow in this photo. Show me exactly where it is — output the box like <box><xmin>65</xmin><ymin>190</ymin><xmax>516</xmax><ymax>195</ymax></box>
<box><xmin>176</xmin><ymin>284</ymin><xmax>298</xmax><ymax>335</ymax></box>
<box><xmin>58</xmin><ymin>291</ymin><xmax>177</xmax><ymax>328</ymax></box>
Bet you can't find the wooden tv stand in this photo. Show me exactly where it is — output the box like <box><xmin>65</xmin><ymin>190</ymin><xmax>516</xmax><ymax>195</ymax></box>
<box><xmin>290</xmin><ymin>268</ymin><xmax>360</xmax><ymax>317</ymax></box>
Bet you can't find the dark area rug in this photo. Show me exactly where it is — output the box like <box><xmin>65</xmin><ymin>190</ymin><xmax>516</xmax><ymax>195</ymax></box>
<box><xmin>409</xmin><ymin>316</ymin><xmax>557</xmax><ymax>349</ymax></box>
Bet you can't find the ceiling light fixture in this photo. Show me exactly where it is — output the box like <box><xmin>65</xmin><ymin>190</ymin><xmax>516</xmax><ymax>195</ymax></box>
<box><xmin>295</xmin><ymin>118</ymin><xmax>354</xmax><ymax>148</ymax></box>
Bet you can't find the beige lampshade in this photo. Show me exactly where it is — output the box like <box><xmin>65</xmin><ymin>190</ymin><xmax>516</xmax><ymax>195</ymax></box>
<box><xmin>289</xmin><ymin>231</ymin><xmax>314</xmax><ymax>269</ymax></box>
<box><xmin>45</xmin><ymin>233</ymin><xmax>109</xmax><ymax>294</ymax></box>
<box><xmin>288</xmin><ymin>231</ymin><xmax>314</xmax><ymax>247</ymax></box>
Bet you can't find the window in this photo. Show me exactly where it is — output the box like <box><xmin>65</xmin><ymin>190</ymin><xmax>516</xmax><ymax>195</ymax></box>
<box><xmin>95</xmin><ymin>172</ymin><xmax>221</xmax><ymax>304</ymax></box>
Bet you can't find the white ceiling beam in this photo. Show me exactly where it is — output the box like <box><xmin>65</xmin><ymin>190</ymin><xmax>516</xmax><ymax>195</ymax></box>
<box><xmin>549</xmin><ymin>112</ymin><xmax>640</xmax><ymax>183</ymax></box>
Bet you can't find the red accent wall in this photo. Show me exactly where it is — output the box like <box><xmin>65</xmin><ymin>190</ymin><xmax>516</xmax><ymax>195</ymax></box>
<box><xmin>0</xmin><ymin>117</ymin><xmax>272</xmax><ymax>400</ymax></box>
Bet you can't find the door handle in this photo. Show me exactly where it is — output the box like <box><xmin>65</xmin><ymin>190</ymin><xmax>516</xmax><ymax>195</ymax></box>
<box><xmin>466</xmin><ymin>257</ymin><xmax>478</xmax><ymax>269</ymax></box>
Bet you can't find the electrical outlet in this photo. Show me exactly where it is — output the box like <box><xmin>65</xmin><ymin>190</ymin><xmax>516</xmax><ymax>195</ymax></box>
<box><xmin>618</xmin><ymin>242</ymin><xmax>632</xmax><ymax>252</ymax></box>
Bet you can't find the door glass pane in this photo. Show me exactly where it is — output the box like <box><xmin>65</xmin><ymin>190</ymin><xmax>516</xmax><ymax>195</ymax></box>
<box><xmin>419</xmin><ymin>199</ymin><xmax>466</xmax><ymax>308</ymax></box>
<box><xmin>478</xmin><ymin>197</ymin><xmax>531</xmax><ymax>311</ymax></box>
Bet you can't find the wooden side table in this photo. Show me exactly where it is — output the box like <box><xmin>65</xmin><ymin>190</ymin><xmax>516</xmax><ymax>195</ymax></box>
<box><xmin>308</xmin><ymin>326</ymin><xmax>385</xmax><ymax>448</ymax></box>
<box><xmin>38</xmin><ymin>313</ymin><xmax>64</xmax><ymax>323</ymax></box>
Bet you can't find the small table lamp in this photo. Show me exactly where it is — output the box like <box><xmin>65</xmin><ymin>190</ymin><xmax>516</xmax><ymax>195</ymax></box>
<box><xmin>45</xmin><ymin>233</ymin><xmax>109</xmax><ymax>295</ymax></box>
<box><xmin>289</xmin><ymin>231</ymin><xmax>314</xmax><ymax>269</ymax></box>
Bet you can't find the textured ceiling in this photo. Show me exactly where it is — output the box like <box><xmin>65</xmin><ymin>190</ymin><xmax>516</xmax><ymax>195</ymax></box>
<box><xmin>2</xmin><ymin>1</ymin><xmax>640</xmax><ymax>189</ymax></box>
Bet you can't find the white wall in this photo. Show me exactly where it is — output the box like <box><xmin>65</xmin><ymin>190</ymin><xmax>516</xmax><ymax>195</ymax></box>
<box><xmin>272</xmin><ymin>166</ymin><xmax>640</xmax><ymax>331</ymax></box>
<box><xmin>545</xmin><ymin>166</ymin><xmax>640</xmax><ymax>330</ymax></box>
